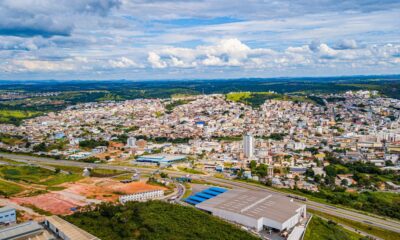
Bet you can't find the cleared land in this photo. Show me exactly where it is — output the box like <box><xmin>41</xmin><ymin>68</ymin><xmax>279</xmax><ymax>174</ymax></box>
<box><xmin>11</xmin><ymin>178</ymin><xmax>165</xmax><ymax>215</ymax></box>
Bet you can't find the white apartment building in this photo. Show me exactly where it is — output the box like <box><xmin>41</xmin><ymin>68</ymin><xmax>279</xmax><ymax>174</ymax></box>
<box><xmin>243</xmin><ymin>133</ymin><xmax>254</xmax><ymax>159</ymax></box>
<box><xmin>126</xmin><ymin>137</ymin><xmax>137</xmax><ymax>148</ymax></box>
<box><xmin>119</xmin><ymin>190</ymin><xmax>164</xmax><ymax>203</ymax></box>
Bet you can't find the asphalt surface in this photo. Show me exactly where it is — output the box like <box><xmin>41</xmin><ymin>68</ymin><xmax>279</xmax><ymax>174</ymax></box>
<box><xmin>1</xmin><ymin>152</ymin><xmax>400</xmax><ymax>235</ymax></box>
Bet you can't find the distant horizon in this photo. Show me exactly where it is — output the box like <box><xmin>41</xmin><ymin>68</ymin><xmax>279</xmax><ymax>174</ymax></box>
<box><xmin>1</xmin><ymin>73</ymin><xmax>400</xmax><ymax>82</ymax></box>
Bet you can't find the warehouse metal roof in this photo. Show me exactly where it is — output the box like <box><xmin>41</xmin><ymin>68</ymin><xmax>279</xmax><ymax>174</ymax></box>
<box><xmin>0</xmin><ymin>206</ymin><xmax>15</xmax><ymax>214</ymax></box>
<box><xmin>196</xmin><ymin>189</ymin><xmax>304</xmax><ymax>224</ymax></box>
<box><xmin>45</xmin><ymin>216</ymin><xmax>100</xmax><ymax>240</ymax></box>
<box><xmin>0</xmin><ymin>221</ymin><xmax>43</xmax><ymax>240</ymax></box>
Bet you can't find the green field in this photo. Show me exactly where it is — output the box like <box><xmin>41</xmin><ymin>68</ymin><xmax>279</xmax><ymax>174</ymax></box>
<box><xmin>0</xmin><ymin>165</ymin><xmax>82</xmax><ymax>186</ymax></box>
<box><xmin>308</xmin><ymin>209</ymin><xmax>400</xmax><ymax>240</ymax></box>
<box><xmin>177</xmin><ymin>166</ymin><xmax>205</xmax><ymax>175</ymax></box>
<box><xmin>304</xmin><ymin>216</ymin><xmax>362</xmax><ymax>240</ymax></box>
<box><xmin>0</xmin><ymin>110</ymin><xmax>41</xmax><ymax>125</ymax></box>
<box><xmin>226</xmin><ymin>91</ymin><xmax>314</xmax><ymax>108</ymax></box>
<box><xmin>65</xmin><ymin>201</ymin><xmax>259</xmax><ymax>240</ymax></box>
<box><xmin>0</xmin><ymin>179</ymin><xmax>24</xmax><ymax>196</ymax></box>
<box><xmin>0</xmin><ymin>134</ymin><xmax>26</xmax><ymax>145</ymax></box>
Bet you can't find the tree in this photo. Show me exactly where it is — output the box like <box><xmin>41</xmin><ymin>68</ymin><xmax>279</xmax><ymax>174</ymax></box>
<box><xmin>324</xmin><ymin>176</ymin><xmax>335</xmax><ymax>186</ymax></box>
<box><xmin>33</xmin><ymin>142</ymin><xmax>47</xmax><ymax>152</ymax></box>
<box><xmin>249</xmin><ymin>160</ymin><xmax>257</xmax><ymax>170</ymax></box>
<box><xmin>236</xmin><ymin>168</ymin><xmax>244</xmax><ymax>179</ymax></box>
<box><xmin>255</xmin><ymin>164</ymin><xmax>268</xmax><ymax>178</ymax></box>
<box><xmin>340</xmin><ymin>179</ymin><xmax>348</xmax><ymax>186</ymax></box>
<box><xmin>324</xmin><ymin>165</ymin><xmax>337</xmax><ymax>177</ymax></box>
<box><xmin>385</xmin><ymin>160</ymin><xmax>394</xmax><ymax>167</ymax></box>
<box><xmin>160</xmin><ymin>172</ymin><xmax>168</xmax><ymax>178</ymax></box>
<box><xmin>294</xmin><ymin>175</ymin><xmax>300</xmax><ymax>184</ymax></box>
<box><xmin>305</xmin><ymin>168</ymin><xmax>315</xmax><ymax>177</ymax></box>
<box><xmin>314</xmin><ymin>174</ymin><xmax>322</xmax><ymax>183</ymax></box>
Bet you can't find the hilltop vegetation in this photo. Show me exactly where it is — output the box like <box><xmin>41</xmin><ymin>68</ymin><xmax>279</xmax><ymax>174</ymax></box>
<box><xmin>0</xmin><ymin>109</ymin><xmax>41</xmax><ymax>125</ymax></box>
<box><xmin>65</xmin><ymin>201</ymin><xmax>259</xmax><ymax>240</ymax></box>
<box><xmin>226</xmin><ymin>91</ymin><xmax>315</xmax><ymax>107</ymax></box>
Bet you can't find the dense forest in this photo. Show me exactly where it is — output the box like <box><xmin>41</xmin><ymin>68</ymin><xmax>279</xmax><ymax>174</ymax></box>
<box><xmin>64</xmin><ymin>201</ymin><xmax>259</xmax><ymax>240</ymax></box>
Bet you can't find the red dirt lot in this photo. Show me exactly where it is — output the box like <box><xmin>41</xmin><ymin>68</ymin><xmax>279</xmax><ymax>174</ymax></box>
<box><xmin>62</xmin><ymin>178</ymin><xmax>166</xmax><ymax>201</ymax></box>
<box><xmin>12</xmin><ymin>192</ymin><xmax>86</xmax><ymax>215</ymax></box>
<box><xmin>11</xmin><ymin>178</ymin><xmax>166</xmax><ymax>215</ymax></box>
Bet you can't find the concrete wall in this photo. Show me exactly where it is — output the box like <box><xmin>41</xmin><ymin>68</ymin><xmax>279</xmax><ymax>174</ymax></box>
<box><xmin>262</xmin><ymin>217</ymin><xmax>284</xmax><ymax>230</ymax></box>
<box><xmin>45</xmin><ymin>220</ymin><xmax>70</xmax><ymax>240</ymax></box>
<box><xmin>200</xmin><ymin>206</ymin><xmax>261</xmax><ymax>231</ymax></box>
<box><xmin>282</xmin><ymin>205</ymin><xmax>306</xmax><ymax>230</ymax></box>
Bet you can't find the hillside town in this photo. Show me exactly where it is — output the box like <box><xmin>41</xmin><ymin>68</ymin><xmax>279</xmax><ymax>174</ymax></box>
<box><xmin>0</xmin><ymin>90</ymin><xmax>399</xmax><ymax>193</ymax></box>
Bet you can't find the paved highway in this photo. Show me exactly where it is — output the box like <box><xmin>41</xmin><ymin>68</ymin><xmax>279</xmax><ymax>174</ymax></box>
<box><xmin>203</xmin><ymin>177</ymin><xmax>400</xmax><ymax>234</ymax></box>
<box><xmin>1</xmin><ymin>152</ymin><xmax>400</xmax><ymax>235</ymax></box>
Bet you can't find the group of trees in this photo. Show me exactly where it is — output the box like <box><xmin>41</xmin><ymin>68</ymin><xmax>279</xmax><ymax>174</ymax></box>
<box><xmin>79</xmin><ymin>139</ymin><xmax>109</xmax><ymax>149</ymax></box>
<box><xmin>296</xmin><ymin>153</ymin><xmax>400</xmax><ymax>219</ymax></box>
<box><xmin>249</xmin><ymin>160</ymin><xmax>269</xmax><ymax>178</ymax></box>
<box><xmin>64</xmin><ymin>201</ymin><xmax>258</xmax><ymax>240</ymax></box>
<box><xmin>261</xmin><ymin>133</ymin><xmax>287</xmax><ymax>141</ymax></box>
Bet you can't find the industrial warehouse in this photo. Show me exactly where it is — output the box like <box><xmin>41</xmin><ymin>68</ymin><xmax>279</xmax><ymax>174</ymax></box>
<box><xmin>186</xmin><ymin>188</ymin><xmax>306</xmax><ymax>233</ymax></box>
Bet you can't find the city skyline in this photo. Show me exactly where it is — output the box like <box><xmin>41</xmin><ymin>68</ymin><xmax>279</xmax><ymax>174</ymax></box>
<box><xmin>0</xmin><ymin>0</ymin><xmax>400</xmax><ymax>80</ymax></box>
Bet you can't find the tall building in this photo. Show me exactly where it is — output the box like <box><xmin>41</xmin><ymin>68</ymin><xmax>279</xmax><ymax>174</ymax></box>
<box><xmin>243</xmin><ymin>133</ymin><xmax>254</xmax><ymax>158</ymax></box>
<box><xmin>126</xmin><ymin>137</ymin><xmax>136</xmax><ymax>148</ymax></box>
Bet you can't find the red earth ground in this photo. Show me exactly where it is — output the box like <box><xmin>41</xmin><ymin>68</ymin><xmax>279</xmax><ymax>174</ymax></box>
<box><xmin>11</xmin><ymin>178</ymin><xmax>166</xmax><ymax>215</ymax></box>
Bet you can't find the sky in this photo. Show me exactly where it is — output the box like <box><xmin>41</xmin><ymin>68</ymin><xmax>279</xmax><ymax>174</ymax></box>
<box><xmin>0</xmin><ymin>0</ymin><xmax>399</xmax><ymax>80</ymax></box>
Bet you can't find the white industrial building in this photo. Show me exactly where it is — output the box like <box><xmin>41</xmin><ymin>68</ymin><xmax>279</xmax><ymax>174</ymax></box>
<box><xmin>119</xmin><ymin>189</ymin><xmax>164</xmax><ymax>203</ymax></box>
<box><xmin>45</xmin><ymin>215</ymin><xmax>99</xmax><ymax>240</ymax></box>
<box><xmin>0</xmin><ymin>206</ymin><xmax>16</xmax><ymax>225</ymax></box>
<box><xmin>196</xmin><ymin>189</ymin><xmax>306</xmax><ymax>232</ymax></box>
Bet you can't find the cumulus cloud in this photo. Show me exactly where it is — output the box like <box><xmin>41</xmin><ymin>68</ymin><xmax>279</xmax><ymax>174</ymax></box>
<box><xmin>108</xmin><ymin>57</ymin><xmax>142</xmax><ymax>68</ymax></box>
<box><xmin>333</xmin><ymin>39</ymin><xmax>358</xmax><ymax>50</ymax></box>
<box><xmin>0</xmin><ymin>0</ymin><xmax>400</xmax><ymax>79</ymax></box>
<box><xmin>0</xmin><ymin>0</ymin><xmax>121</xmax><ymax>37</ymax></box>
<box><xmin>148</xmin><ymin>52</ymin><xmax>167</xmax><ymax>68</ymax></box>
<box><xmin>146</xmin><ymin>38</ymin><xmax>400</xmax><ymax>70</ymax></box>
<box><xmin>12</xmin><ymin>59</ymin><xmax>76</xmax><ymax>72</ymax></box>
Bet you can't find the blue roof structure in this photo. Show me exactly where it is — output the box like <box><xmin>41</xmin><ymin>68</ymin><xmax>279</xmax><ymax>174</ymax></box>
<box><xmin>184</xmin><ymin>187</ymin><xmax>227</xmax><ymax>205</ymax></box>
<box><xmin>202</xmin><ymin>189</ymin><xmax>219</xmax><ymax>196</ymax></box>
<box><xmin>196</xmin><ymin>192</ymin><xmax>214</xmax><ymax>199</ymax></box>
<box><xmin>209</xmin><ymin>187</ymin><xmax>228</xmax><ymax>193</ymax></box>
<box><xmin>136</xmin><ymin>154</ymin><xmax>186</xmax><ymax>164</ymax></box>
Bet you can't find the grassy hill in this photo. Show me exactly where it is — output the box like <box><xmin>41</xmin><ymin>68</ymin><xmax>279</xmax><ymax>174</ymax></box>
<box><xmin>304</xmin><ymin>216</ymin><xmax>362</xmax><ymax>240</ymax></box>
<box><xmin>226</xmin><ymin>91</ymin><xmax>315</xmax><ymax>108</ymax></box>
<box><xmin>64</xmin><ymin>201</ymin><xmax>260</xmax><ymax>240</ymax></box>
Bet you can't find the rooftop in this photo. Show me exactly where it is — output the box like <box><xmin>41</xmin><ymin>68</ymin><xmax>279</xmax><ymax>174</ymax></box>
<box><xmin>0</xmin><ymin>206</ymin><xmax>15</xmax><ymax>214</ymax></box>
<box><xmin>0</xmin><ymin>221</ymin><xmax>43</xmax><ymax>240</ymax></box>
<box><xmin>46</xmin><ymin>215</ymin><xmax>99</xmax><ymax>240</ymax></box>
<box><xmin>196</xmin><ymin>189</ymin><xmax>304</xmax><ymax>223</ymax></box>
<box><xmin>136</xmin><ymin>154</ymin><xmax>186</xmax><ymax>163</ymax></box>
